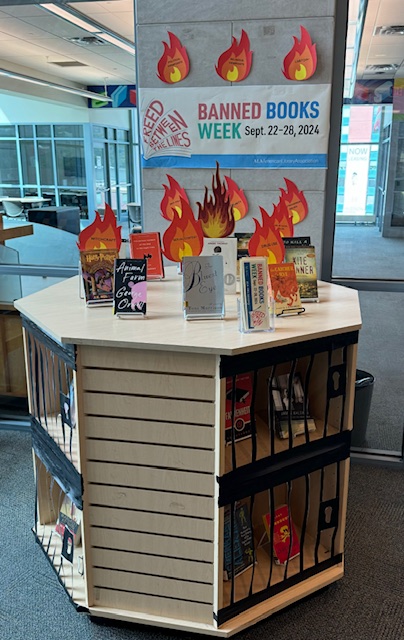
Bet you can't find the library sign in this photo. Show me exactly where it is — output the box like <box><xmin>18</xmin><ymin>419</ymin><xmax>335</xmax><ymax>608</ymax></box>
<box><xmin>140</xmin><ymin>84</ymin><xmax>331</xmax><ymax>169</ymax></box>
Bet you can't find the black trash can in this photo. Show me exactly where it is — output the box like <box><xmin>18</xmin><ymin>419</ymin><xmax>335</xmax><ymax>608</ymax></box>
<box><xmin>351</xmin><ymin>369</ymin><xmax>375</xmax><ymax>447</ymax></box>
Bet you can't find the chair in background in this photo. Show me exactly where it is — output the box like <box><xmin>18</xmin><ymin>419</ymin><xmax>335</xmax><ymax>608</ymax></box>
<box><xmin>2</xmin><ymin>201</ymin><xmax>24</xmax><ymax>218</ymax></box>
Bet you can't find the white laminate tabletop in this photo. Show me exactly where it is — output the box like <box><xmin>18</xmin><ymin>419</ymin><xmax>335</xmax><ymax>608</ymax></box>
<box><xmin>14</xmin><ymin>267</ymin><xmax>362</xmax><ymax>356</ymax></box>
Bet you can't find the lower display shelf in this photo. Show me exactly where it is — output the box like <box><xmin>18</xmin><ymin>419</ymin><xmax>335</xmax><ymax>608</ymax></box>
<box><xmin>35</xmin><ymin>522</ymin><xmax>87</xmax><ymax>608</ymax></box>
<box><xmin>222</xmin><ymin>532</ymin><xmax>331</xmax><ymax>608</ymax></box>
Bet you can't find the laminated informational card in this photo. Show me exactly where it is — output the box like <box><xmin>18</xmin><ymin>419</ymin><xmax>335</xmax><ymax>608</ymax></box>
<box><xmin>201</xmin><ymin>237</ymin><xmax>237</xmax><ymax>294</ymax></box>
<box><xmin>239</xmin><ymin>257</ymin><xmax>274</xmax><ymax>332</ymax></box>
<box><xmin>182</xmin><ymin>255</ymin><xmax>225</xmax><ymax>320</ymax></box>
<box><xmin>113</xmin><ymin>258</ymin><xmax>147</xmax><ymax>317</ymax></box>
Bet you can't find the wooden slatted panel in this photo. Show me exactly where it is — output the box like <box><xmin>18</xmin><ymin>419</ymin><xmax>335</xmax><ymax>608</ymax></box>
<box><xmin>86</xmin><ymin>439</ymin><xmax>214</xmax><ymax>474</ymax></box>
<box><xmin>86</xmin><ymin>462</ymin><xmax>214</xmax><ymax>496</ymax></box>
<box><xmin>90</xmin><ymin>528</ymin><xmax>213</xmax><ymax>563</ymax></box>
<box><xmin>91</xmin><ymin>590</ymin><xmax>213</xmax><ymax>625</ymax></box>
<box><xmin>81</xmin><ymin>368</ymin><xmax>215</xmax><ymax>401</ymax></box>
<box><xmin>91</xmin><ymin>548</ymin><xmax>214</xmax><ymax>583</ymax></box>
<box><xmin>83</xmin><ymin>392</ymin><xmax>215</xmax><ymax>425</ymax></box>
<box><xmin>79</xmin><ymin>345</ymin><xmax>217</xmax><ymax>376</ymax></box>
<box><xmin>78</xmin><ymin>345</ymin><xmax>218</xmax><ymax>620</ymax></box>
<box><xmin>86</xmin><ymin>484</ymin><xmax>214</xmax><ymax>519</ymax></box>
<box><xmin>88</xmin><ymin>506</ymin><xmax>214</xmax><ymax>541</ymax></box>
<box><xmin>85</xmin><ymin>416</ymin><xmax>214</xmax><ymax>449</ymax></box>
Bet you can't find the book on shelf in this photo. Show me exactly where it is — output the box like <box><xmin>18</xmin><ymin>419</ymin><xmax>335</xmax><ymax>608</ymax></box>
<box><xmin>223</xmin><ymin>501</ymin><xmax>255</xmax><ymax>580</ymax></box>
<box><xmin>282</xmin><ymin>236</ymin><xmax>311</xmax><ymax>248</ymax></box>
<box><xmin>239</xmin><ymin>257</ymin><xmax>273</xmax><ymax>332</ymax></box>
<box><xmin>80</xmin><ymin>249</ymin><xmax>117</xmax><ymax>306</ymax></box>
<box><xmin>113</xmin><ymin>258</ymin><xmax>147</xmax><ymax>316</ymax></box>
<box><xmin>129</xmin><ymin>231</ymin><xmax>165</xmax><ymax>280</ymax></box>
<box><xmin>262</xmin><ymin>504</ymin><xmax>300</xmax><ymax>565</ymax></box>
<box><xmin>235</xmin><ymin>232</ymin><xmax>252</xmax><ymax>278</ymax></box>
<box><xmin>284</xmin><ymin>244</ymin><xmax>319</xmax><ymax>302</ymax></box>
<box><xmin>270</xmin><ymin>372</ymin><xmax>316</xmax><ymax>439</ymax></box>
<box><xmin>267</xmin><ymin>262</ymin><xmax>304</xmax><ymax>316</ymax></box>
<box><xmin>201</xmin><ymin>237</ymin><xmax>237</xmax><ymax>294</ymax></box>
<box><xmin>182</xmin><ymin>254</ymin><xmax>225</xmax><ymax>319</ymax></box>
<box><xmin>225</xmin><ymin>372</ymin><xmax>253</xmax><ymax>444</ymax></box>
<box><xmin>55</xmin><ymin>495</ymin><xmax>82</xmax><ymax>546</ymax></box>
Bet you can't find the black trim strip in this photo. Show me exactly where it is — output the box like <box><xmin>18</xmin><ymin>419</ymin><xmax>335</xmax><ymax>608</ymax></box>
<box><xmin>217</xmin><ymin>553</ymin><xmax>343</xmax><ymax>626</ymax></box>
<box><xmin>32</xmin><ymin>417</ymin><xmax>83</xmax><ymax>510</ymax></box>
<box><xmin>219</xmin><ymin>431</ymin><xmax>351</xmax><ymax>507</ymax></box>
<box><xmin>22</xmin><ymin>316</ymin><xmax>76</xmax><ymax>370</ymax></box>
<box><xmin>220</xmin><ymin>331</ymin><xmax>359</xmax><ymax>378</ymax></box>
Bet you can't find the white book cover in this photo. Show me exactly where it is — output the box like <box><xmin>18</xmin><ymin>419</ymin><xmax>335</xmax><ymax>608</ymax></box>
<box><xmin>201</xmin><ymin>237</ymin><xmax>237</xmax><ymax>294</ymax></box>
<box><xmin>182</xmin><ymin>255</ymin><xmax>225</xmax><ymax>319</ymax></box>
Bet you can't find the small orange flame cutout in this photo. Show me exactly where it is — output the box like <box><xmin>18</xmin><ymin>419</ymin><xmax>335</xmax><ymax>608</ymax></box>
<box><xmin>224</xmin><ymin>175</ymin><xmax>248</xmax><ymax>221</ymax></box>
<box><xmin>160</xmin><ymin>175</ymin><xmax>190</xmax><ymax>220</ymax></box>
<box><xmin>197</xmin><ymin>163</ymin><xmax>235</xmax><ymax>238</ymax></box>
<box><xmin>162</xmin><ymin>198</ymin><xmax>204</xmax><ymax>262</ymax></box>
<box><xmin>216</xmin><ymin>29</ymin><xmax>253</xmax><ymax>82</ymax></box>
<box><xmin>273</xmin><ymin>199</ymin><xmax>294</xmax><ymax>238</ymax></box>
<box><xmin>279</xmin><ymin>178</ymin><xmax>309</xmax><ymax>224</ymax></box>
<box><xmin>157</xmin><ymin>32</ymin><xmax>190</xmax><ymax>84</ymax></box>
<box><xmin>248</xmin><ymin>207</ymin><xmax>285</xmax><ymax>264</ymax></box>
<box><xmin>77</xmin><ymin>203</ymin><xmax>122</xmax><ymax>251</ymax></box>
<box><xmin>282</xmin><ymin>26</ymin><xmax>317</xmax><ymax>81</ymax></box>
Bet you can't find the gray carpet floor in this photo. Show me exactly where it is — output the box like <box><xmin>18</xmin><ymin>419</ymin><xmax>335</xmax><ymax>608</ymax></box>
<box><xmin>1</xmin><ymin>431</ymin><xmax>403</xmax><ymax>640</ymax></box>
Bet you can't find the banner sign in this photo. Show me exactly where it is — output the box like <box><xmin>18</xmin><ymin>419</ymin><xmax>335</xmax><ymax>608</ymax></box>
<box><xmin>140</xmin><ymin>84</ymin><xmax>331</xmax><ymax>169</ymax></box>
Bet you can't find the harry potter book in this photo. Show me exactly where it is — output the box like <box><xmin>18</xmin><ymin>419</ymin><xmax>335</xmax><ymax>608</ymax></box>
<box><xmin>80</xmin><ymin>249</ymin><xmax>117</xmax><ymax>305</ymax></box>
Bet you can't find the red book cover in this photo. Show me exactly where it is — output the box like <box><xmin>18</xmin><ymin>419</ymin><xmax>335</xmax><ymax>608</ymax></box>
<box><xmin>263</xmin><ymin>505</ymin><xmax>300</xmax><ymax>565</ymax></box>
<box><xmin>129</xmin><ymin>232</ymin><xmax>165</xmax><ymax>279</ymax></box>
<box><xmin>225</xmin><ymin>372</ymin><xmax>253</xmax><ymax>444</ymax></box>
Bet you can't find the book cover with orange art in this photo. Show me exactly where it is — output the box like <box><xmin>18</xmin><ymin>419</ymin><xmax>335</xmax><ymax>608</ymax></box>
<box><xmin>268</xmin><ymin>262</ymin><xmax>303</xmax><ymax>316</ymax></box>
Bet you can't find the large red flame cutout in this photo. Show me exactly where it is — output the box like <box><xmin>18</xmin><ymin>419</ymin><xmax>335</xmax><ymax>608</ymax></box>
<box><xmin>162</xmin><ymin>198</ymin><xmax>204</xmax><ymax>262</ymax></box>
<box><xmin>248</xmin><ymin>207</ymin><xmax>285</xmax><ymax>264</ymax></box>
<box><xmin>282</xmin><ymin>26</ymin><xmax>317</xmax><ymax>81</ymax></box>
<box><xmin>160</xmin><ymin>175</ymin><xmax>189</xmax><ymax>221</ymax></box>
<box><xmin>197</xmin><ymin>163</ymin><xmax>235</xmax><ymax>238</ymax></box>
<box><xmin>157</xmin><ymin>32</ymin><xmax>190</xmax><ymax>84</ymax></box>
<box><xmin>279</xmin><ymin>178</ymin><xmax>309</xmax><ymax>224</ymax></box>
<box><xmin>77</xmin><ymin>203</ymin><xmax>121</xmax><ymax>251</ymax></box>
<box><xmin>216</xmin><ymin>30</ymin><xmax>253</xmax><ymax>82</ymax></box>
<box><xmin>224</xmin><ymin>175</ymin><xmax>248</xmax><ymax>221</ymax></box>
<box><xmin>273</xmin><ymin>199</ymin><xmax>294</xmax><ymax>238</ymax></box>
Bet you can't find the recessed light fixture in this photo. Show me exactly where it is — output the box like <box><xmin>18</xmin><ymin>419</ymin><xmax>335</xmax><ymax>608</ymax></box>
<box><xmin>39</xmin><ymin>3</ymin><xmax>135</xmax><ymax>55</ymax></box>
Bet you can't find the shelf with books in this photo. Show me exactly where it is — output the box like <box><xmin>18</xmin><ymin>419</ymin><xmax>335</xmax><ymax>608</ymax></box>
<box><xmin>219</xmin><ymin>460</ymin><xmax>347</xmax><ymax>620</ymax></box>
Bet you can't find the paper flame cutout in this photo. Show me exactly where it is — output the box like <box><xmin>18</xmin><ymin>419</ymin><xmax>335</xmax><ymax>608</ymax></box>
<box><xmin>197</xmin><ymin>163</ymin><xmax>235</xmax><ymax>238</ymax></box>
<box><xmin>162</xmin><ymin>198</ymin><xmax>204</xmax><ymax>262</ymax></box>
<box><xmin>248</xmin><ymin>206</ymin><xmax>285</xmax><ymax>264</ymax></box>
<box><xmin>224</xmin><ymin>175</ymin><xmax>248</xmax><ymax>221</ymax></box>
<box><xmin>282</xmin><ymin>26</ymin><xmax>317</xmax><ymax>81</ymax></box>
<box><xmin>157</xmin><ymin>32</ymin><xmax>190</xmax><ymax>84</ymax></box>
<box><xmin>279</xmin><ymin>178</ymin><xmax>308</xmax><ymax>224</ymax></box>
<box><xmin>273</xmin><ymin>199</ymin><xmax>294</xmax><ymax>237</ymax></box>
<box><xmin>216</xmin><ymin>30</ymin><xmax>253</xmax><ymax>82</ymax></box>
<box><xmin>77</xmin><ymin>203</ymin><xmax>122</xmax><ymax>251</ymax></box>
<box><xmin>160</xmin><ymin>175</ymin><xmax>190</xmax><ymax>220</ymax></box>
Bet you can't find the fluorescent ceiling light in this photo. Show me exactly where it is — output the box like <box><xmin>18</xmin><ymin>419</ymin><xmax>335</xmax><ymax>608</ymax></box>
<box><xmin>39</xmin><ymin>3</ymin><xmax>135</xmax><ymax>56</ymax></box>
<box><xmin>0</xmin><ymin>68</ymin><xmax>113</xmax><ymax>102</ymax></box>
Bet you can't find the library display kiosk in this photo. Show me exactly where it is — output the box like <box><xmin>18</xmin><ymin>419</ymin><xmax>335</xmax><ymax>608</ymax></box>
<box><xmin>15</xmin><ymin>268</ymin><xmax>361</xmax><ymax>637</ymax></box>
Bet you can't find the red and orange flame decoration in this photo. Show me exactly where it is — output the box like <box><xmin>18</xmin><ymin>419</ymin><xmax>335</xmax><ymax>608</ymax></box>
<box><xmin>160</xmin><ymin>175</ymin><xmax>190</xmax><ymax>220</ymax></box>
<box><xmin>216</xmin><ymin>30</ymin><xmax>253</xmax><ymax>82</ymax></box>
<box><xmin>157</xmin><ymin>32</ymin><xmax>190</xmax><ymax>84</ymax></box>
<box><xmin>273</xmin><ymin>199</ymin><xmax>294</xmax><ymax>238</ymax></box>
<box><xmin>197</xmin><ymin>164</ymin><xmax>235</xmax><ymax>238</ymax></box>
<box><xmin>282</xmin><ymin>26</ymin><xmax>317</xmax><ymax>81</ymax></box>
<box><xmin>162</xmin><ymin>198</ymin><xmax>204</xmax><ymax>262</ymax></box>
<box><xmin>279</xmin><ymin>178</ymin><xmax>308</xmax><ymax>224</ymax></box>
<box><xmin>248</xmin><ymin>207</ymin><xmax>285</xmax><ymax>264</ymax></box>
<box><xmin>77</xmin><ymin>203</ymin><xmax>121</xmax><ymax>251</ymax></box>
<box><xmin>224</xmin><ymin>175</ymin><xmax>248</xmax><ymax>221</ymax></box>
